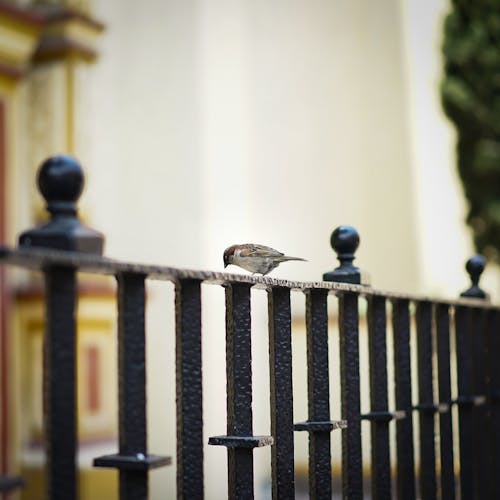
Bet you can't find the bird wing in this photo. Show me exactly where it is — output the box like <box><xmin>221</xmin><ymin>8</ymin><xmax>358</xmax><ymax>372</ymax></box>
<box><xmin>238</xmin><ymin>244</ymin><xmax>284</xmax><ymax>258</ymax></box>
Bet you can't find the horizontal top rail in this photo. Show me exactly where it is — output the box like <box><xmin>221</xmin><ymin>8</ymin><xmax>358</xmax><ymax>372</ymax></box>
<box><xmin>0</xmin><ymin>245</ymin><xmax>495</xmax><ymax>308</ymax></box>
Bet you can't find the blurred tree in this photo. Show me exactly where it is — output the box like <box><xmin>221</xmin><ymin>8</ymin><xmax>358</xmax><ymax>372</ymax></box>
<box><xmin>441</xmin><ymin>0</ymin><xmax>500</xmax><ymax>258</ymax></box>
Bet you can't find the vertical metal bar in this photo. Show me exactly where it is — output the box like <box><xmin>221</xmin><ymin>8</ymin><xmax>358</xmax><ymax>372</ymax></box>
<box><xmin>117</xmin><ymin>272</ymin><xmax>148</xmax><ymax>500</ymax></box>
<box><xmin>268</xmin><ymin>286</ymin><xmax>294</xmax><ymax>500</ymax></box>
<box><xmin>338</xmin><ymin>292</ymin><xmax>363</xmax><ymax>499</ymax></box>
<box><xmin>435</xmin><ymin>304</ymin><xmax>455</xmax><ymax>500</ymax></box>
<box><xmin>367</xmin><ymin>296</ymin><xmax>391</xmax><ymax>500</ymax></box>
<box><xmin>487</xmin><ymin>309</ymin><xmax>500</xmax><ymax>499</ymax></box>
<box><xmin>175</xmin><ymin>279</ymin><xmax>203</xmax><ymax>500</ymax></box>
<box><xmin>305</xmin><ymin>289</ymin><xmax>331</xmax><ymax>499</ymax></box>
<box><xmin>454</xmin><ymin>305</ymin><xmax>474</xmax><ymax>499</ymax></box>
<box><xmin>44</xmin><ymin>265</ymin><xmax>77</xmax><ymax>500</ymax></box>
<box><xmin>225</xmin><ymin>283</ymin><xmax>254</xmax><ymax>499</ymax></box>
<box><xmin>471</xmin><ymin>308</ymin><xmax>488</xmax><ymax>500</ymax></box>
<box><xmin>415</xmin><ymin>301</ymin><xmax>437</xmax><ymax>500</ymax></box>
<box><xmin>392</xmin><ymin>298</ymin><xmax>416</xmax><ymax>500</ymax></box>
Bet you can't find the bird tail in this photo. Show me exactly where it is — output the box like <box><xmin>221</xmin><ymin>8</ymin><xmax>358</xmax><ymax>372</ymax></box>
<box><xmin>278</xmin><ymin>256</ymin><xmax>307</xmax><ymax>262</ymax></box>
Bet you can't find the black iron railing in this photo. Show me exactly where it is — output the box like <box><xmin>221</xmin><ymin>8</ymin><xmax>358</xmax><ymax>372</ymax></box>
<box><xmin>1</xmin><ymin>155</ymin><xmax>500</xmax><ymax>500</ymax></box>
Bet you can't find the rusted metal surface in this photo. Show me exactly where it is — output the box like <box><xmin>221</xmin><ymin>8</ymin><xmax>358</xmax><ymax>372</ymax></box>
<box><xmin>175</xmin><ymin>279</ymin><xmax>204</xmax><ymax>499</ymax></box>
<box><xmin>339</xmin><ymin>293</ymin><xmax>363</xmax><ymax>499</ymax></box>
<box><xmin>94</xmin><ymin>273</ymin><xmax>170</xmax><ymax>498</ymax></box>
<box><xmin>300</xmin><ymin>289</ymin><xmax>334</xmax><ymax>499</ymax></box>
<box><xmin>268</xmin><ymin>286</ymin><xmax>295</xmax><ymax>500</ymax></box>
<box><xmin>435</xmin><ymin>304</ymin><xmax>456</xmax><ymax>500</ymax></box>
<box><xmin>43</xmin><ymin>266</ymin><xmax>77</xmax><ymax>500</ymax></box>
<box><xmin>366</xmin><ymin>296</ymin><xmax>391</xmax><ymax>500</ymax></box>
<box><xmin>208</xmin><ymin>283</ymin><xmax>273</xmax><ymax>499</ymax></box>
<box><xmin>0</xmin><ymin>246</ymin><xmax>495</xmax><ymax>308</ymax></box>
<box><xmin>415</xmin><ymin>301</ymin><xmax>437</xmax><ymax>500</ymax></box>
<box><xmin>392</xmin><ymin>299</ymin><xmax>416</xmax><ymax>500</ymax></box>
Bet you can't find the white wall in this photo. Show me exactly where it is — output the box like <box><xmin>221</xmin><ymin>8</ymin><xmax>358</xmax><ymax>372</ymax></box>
<box><xmin>86</xmin><ymin>0</ymin><xmax>435</xmax><ymax>292</ymax></box>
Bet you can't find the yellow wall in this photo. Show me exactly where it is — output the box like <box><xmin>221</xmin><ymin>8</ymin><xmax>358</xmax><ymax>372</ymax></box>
<box><xmin>13</xmin><ymin>287</ymin><xmax>118</xmax><ymax>500</ymax></box>
<box><xmin>20</xmin><ymin>467</ymin><xmax>118</xmax><ymax>500</ymax></box>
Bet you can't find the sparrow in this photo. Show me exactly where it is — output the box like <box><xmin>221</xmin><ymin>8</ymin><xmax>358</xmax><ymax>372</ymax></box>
<box><xmin>223</xmin><ymin>243</ymin><xmax>306</xmax><ymax>275</ymax></box>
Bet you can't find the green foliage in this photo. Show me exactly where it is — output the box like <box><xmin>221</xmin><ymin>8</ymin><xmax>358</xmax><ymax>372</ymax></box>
<box><xmin>441</xmin><ymin>0</ymin><xmax>500</xmax><ymax>256</ymax></box>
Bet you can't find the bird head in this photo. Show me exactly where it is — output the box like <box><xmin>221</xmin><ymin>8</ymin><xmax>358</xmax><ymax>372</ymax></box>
<box><xmin>223</xmin><ymin>245</ymin><xmax>237</xmax><ymax>268</ymax></box>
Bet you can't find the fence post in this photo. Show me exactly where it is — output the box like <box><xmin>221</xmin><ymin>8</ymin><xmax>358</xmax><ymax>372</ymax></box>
<box><xmin>456</xmin><ymin>255</ymin><xmax>489</xmax><ymax>499</ymax></box>
<box><xmin>323</xmin><ymin>226</ymin><xmax>364</xmax><ymax>498</ymax></box>
<box><xmin>18</xmin><ymin>156</ymin><xmax>103</xmax><ymax>499</ymax></box>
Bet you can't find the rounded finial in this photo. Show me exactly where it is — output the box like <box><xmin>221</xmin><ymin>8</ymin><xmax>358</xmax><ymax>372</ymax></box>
<box><xmin>19</xmin><ymin>154</ymin><xmax>104</xmax><ymax>254</ymax></box>
<box><xmin>465</xmin><ymin>254</ymin><xmax>486</xmax><ymax>280</ymax></box>
<box><xmin>37</xmin><ymin>155</ymin><xmax>84</xmax><ymax>212</ymax></box>
<box><xmin>324</xmin><ymin>225</ymin><xmax>368</xmax><ymax>284</ymax></box>
<box><xmin>461</xmin><ymin>254</ymin><xmax>488</xmax><ymax>299</ymax></box>
<box><xmin>330</xmin><ymin>225</ymin><xmax>360</xmax><ymax>258</ymax></box>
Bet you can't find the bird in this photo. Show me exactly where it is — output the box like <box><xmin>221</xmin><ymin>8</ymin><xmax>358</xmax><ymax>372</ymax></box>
<box><xmin>223</xmin><ymin>243</ymin><xmax>306</xmax><ymax>275</ymax></box>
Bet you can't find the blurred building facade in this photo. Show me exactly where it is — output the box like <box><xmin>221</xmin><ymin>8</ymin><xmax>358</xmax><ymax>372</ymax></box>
<box><xmin>1</xmin><ymin>0</ymin><xmax>497</xmax><ymax>499</ymax></box>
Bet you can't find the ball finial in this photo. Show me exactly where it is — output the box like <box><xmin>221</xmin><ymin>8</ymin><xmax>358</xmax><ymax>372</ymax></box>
<box><xmin>323</xmin><ymin>225</ymin><xmax>368</xmax><ymax>285</ymax></box>
<box><xmin>330</xmin><ymin>225</ymin><xmax>360</xmax><ymax>258</ymax></box>
<box><xmin>461</xmin><ymin>254</ymin><xmax>487</xmax><ymax>299</ymax></box>
<box><xmin>37</xmin><ymin>155</ymin><xmax>84</xmax><ymax>214</ymax></box>
<box><xmin>465</xmin><ymin>254</ymin><xmax>486</xmax><ymax>279</ymax></box>
<box><xmin>18</xmin><ymin>155</ymin><xmax>103</xmax><ymax>254</ymax></box>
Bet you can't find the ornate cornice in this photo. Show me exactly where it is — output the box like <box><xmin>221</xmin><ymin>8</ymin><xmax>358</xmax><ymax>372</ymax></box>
<box><xmin>32</xmin><ymin>5</ymin><xmax>105</xmax><ymax>63</ymax></box>
<box><xmin>0</xmin><ymin>3</ymin><xmax>43</xmax><ymax>26</ymax></box>
<box><xmin>0</xmin><ymin>3</ymin><xmax>43</xmax><ymax>81</ymax></box>
<box><xmin>0</xmin><ymin>2</ymin><xmax>104</xmax><ymax>81</ymax></box>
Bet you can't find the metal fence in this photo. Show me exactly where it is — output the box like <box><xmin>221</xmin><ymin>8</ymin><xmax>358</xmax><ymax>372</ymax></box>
<box><xmin>1</xmin><ymin>155</ymin><xmax>500</xmax><ymax>500</ymax></box>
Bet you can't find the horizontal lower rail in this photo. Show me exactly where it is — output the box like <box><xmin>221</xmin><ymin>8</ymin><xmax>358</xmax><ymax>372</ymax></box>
<box><xmin>94</xmin><ymin>454</ymin><xmax>171</xmax><ymax>471</ymax></box>
<box><xmin>208</xmin><ymin>436</ymin><xmax>274</xmax><ymax>448</ymax></box>
<box><xmin>0</xmin><ymin>476</ymin><xmax>25</xmax><ymax>492</ymax></box>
